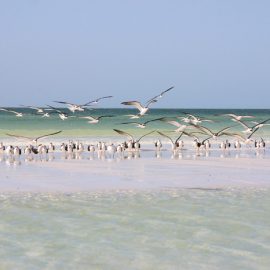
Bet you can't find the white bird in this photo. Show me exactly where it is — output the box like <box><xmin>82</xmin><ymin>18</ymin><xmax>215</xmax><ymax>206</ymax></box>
<box><xmin>121</xmin><ymin>86</ymin><xmax>174</xmax><ymax>116</ymax></box>
<box><xmin>157</xmin><ymin>131</ymin><xmax>192</xmax><ymax>151</ymax></box>
<box><xmin>120</xmin><ymin>118</ymin><xmax>164</xmax><ymax>129</ymax></box>
<box><xmin>20</xmin><ymin>105</ymin><xmax>53</xmax><ymax>114</ymax></box>
<box><xmin>53</xmin><ymin>96</ymin><xmax>113</xmax><ymax>113</ymax></box>
<box><xmin>191</xmin><ymin>125</ymin><xmax>234</xmax><ymax>140</ymax></box>
<box><xmin>223</xmin><ymin>128</ymin><xmax>261</xmax><ymax>145</ymax></box>
<box><xmin>80</xmin><ymin>115</ymin><xmax>113</xmax><ymax>124</ymax></box>
<box><xmin>217</xmin><ymin>113</ymin><xmax>255</xmax><ymax>121</ymax></box>
<box><xmin>178</xmin><ymin>113</ymin><xmax>213</xmax><ymax>125</ymax></box>
<box><xmin>232</xmin><ymin>118</ymin><xmax>270</xmax><ymax>134</ymax></box>
<box><xmin>160</xmin><ymin>119</ymin><xmax>190</xmax><ymax>133</ymax></box>
<box><xmin>46</xmin><ymin>105</ymin><xmax>70</xmax><ymax>120</ymax></box>
<box><xmin>154</xmin><ymin>139</ymin><xmax>162</xmax><ymax>151</ymax></box>
<box><xmin>13</xmin><ymin>146</ymin><xmax>22</xmax><ymax>156</ymax></box>
<box><xmin>0</xmin><ymin>142</ymin><xmax>6</xmax><ymax>152</ymax></box>
<box><xmin>5</xmin><ymin>131</ymin><xmax>62</xmax><ymax>145</ymax></box>
<box><xmin>0</xmin><ymin>108</ymin><xmax>23</xmax><ymax>117</ymax></box>
<box><xmin>124</xmin><ymin>114</ymin><xmax>143</xmax><ymax>119</ymax></box>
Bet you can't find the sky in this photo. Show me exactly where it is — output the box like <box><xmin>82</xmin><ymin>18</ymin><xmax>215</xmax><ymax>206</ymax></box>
<box><xmin>0</xmin><ymin>0</ymin><xmax>269</xmax><ymax>108</ymax></box>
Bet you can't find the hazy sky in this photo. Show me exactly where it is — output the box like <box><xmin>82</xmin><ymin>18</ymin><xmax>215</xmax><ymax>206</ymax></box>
<box><xmin>0</xmin><ymin>0</ymin><xmax>269</xmax><ymax>108</ymax></box>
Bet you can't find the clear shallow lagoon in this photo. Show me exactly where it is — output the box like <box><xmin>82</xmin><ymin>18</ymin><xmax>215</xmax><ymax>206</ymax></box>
<box><xmin>0</xmin><ymin>189</ymin><xmax>270</xmax><ymax>269</ymax></box>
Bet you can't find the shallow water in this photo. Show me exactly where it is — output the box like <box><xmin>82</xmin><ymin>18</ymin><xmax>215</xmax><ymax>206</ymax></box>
<box><xmin>0</xmin><ymin>108</ymin><xmax>269</xmax><ymax>138</ymax></box>
<box><xmin>0</xmin><ymin>189</ymin><xmax>270</xmax><ymax>269</ymax></box>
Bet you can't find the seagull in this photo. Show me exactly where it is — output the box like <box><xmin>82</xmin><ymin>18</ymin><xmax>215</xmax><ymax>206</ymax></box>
<box><xmin>46</xmin><ymin>105</ymin><xmax>70</xmax><ymax>120</ymax></box>
<box><xmin>160</xmin><ymin>119</ymin><xmax>191</xmax><ymax>133</ymax></box>
<box><xmin>20</xmin><ymin>105</ymin><xmax>53</xmax><ymax>114</ymax></box>
<box><xmin>79</xmin><ymin>115</ymin><xmax>113</xmax><ymax>124</ymax></box>
<box><xmin>178</xmin><ymin>112</ymin><xmax>214</xmax><ymax>125</ymax></box>
<box><xmin>223</xmin><ymin>128</ymin><xmax>261</xmax><ymax>145</ymax></box>
<box><xmin>124</xmin><ymin>114</ymin><xmax>145</xmax><ymax>119</ymax></box>
<box><xmin>232</xmin><ymin>118</ymin><xmax>270</xmax><ymax>134</ymax></box>
<box><xmin>217</xmin><ymin>113</ymin><xmax>255</xmax><ymax>121</ymax></box>
<box><xmin>121</xmin><ymin>86</ymin><xmax>174</xmax><ymax>116</ymax></box>
<box><xmin>83</xmin><ymin>96</ymin><xmax>113</xmax><ymax>106</ymax></box>
<box><xmin>120</xmin><ymin>118</ymin><xmax>164</xmax><ymax>129</ymax></box>
<box><xmin>157</xmin><ymin>131</ymin><xmax>193</xmax><ymax>150</ymax></box>
<box><xmin>0</xmin><ymin>108</ymin><xmax>23</xmax><ymax>117</ymax></box>
<box><xmin>146</xmin><ymin>86</ymin><xmax>174</xmax><ymax>103</ymax></box>
<box><xmin>53</xmin><ymin>96</ymin><xmax>113</xmax><ymax>113</ymax></box>
<box><xmin>193</xmin><ymin>136</ymin><xmax>213</xmax><ymax>150</ymax></box>
<box><xmin>5</xmin><ymin>131</ymin><xmax>62</xmax><ymax>145</ymax></box>
<box><xmin>113</xmin><ymin>129</ymin><xmax>155</xmax><ymax>142</ymax></box>
<box><xmin>191</xmin><ymin>125</ymin><xmax>234</xmax><ymax>140</ymax></box>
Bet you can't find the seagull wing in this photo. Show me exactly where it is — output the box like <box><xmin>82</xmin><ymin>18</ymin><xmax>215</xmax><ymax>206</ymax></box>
<box><xmin>137</xmin><ymin>130</ymin><xmax>156</xmax><ymax>142</ymax></box>
<box><xmin>247</xmin><ymin>128</ymin><xmax>260</xmax><ymax>139</ymax></box>
<box><xmin>120</xmin><ymin>122</ymin><xmax>140</xmax><ymax>125</ymax></box>
<box><xmin>53</xmin><ymin>101</ymin><xmax>75</xmax><ymax>106</ymax></box>
<box><xmin>217</xmin><ymin>126</ymin><xmax>234</xmax><ymax>136</ymax></box>
<box><xmin>232</xmin><ymin>119</ymin><xmax>250</xmax><ymax>129</ymax></box>
<box><xmin>46</xmin><ymin>105</ymin><xmax>64</xmax><ymax>114</ymax></box>
<box><xmin>121</xmin><ymin>101</ymin><xmax>145</xmax><ymax>112</ymax></box>
<box><xmin>145</xmin><ymin>99</ymin><xmax>158</xmax><ymax>108</ymax></box>
<box><xmin>5</xmin><ymin>133</ymin><xmax>33</xmax><ymax>140</ymax></box>
<box><xmin>164</xmin><ymin>120</ymin><xmax>182</xmax><ymax>128</ymax></box>
<box><xmin>80</xmin><ymin>116</ymin><xmax>96</xmax><ymax>121</ymax></box>
<box><xmin>201</xmin><ymin>136</ymin><xmax>212</xmax><ymax>144</ymax></box>
<box><xmin>35</xmin><ymin>130</ymin><xmax>62</xmax><ymax>141</ymax></box>
<box><xmin>222</xmin><ymin>132</ymin><xmax>246</xmax><ymax>142</ymax></box>
<box><xmin>191</xmin><ymin>125</ymin><xmax>214</xmax><ymax>136</ymax></box>
<box><xmin>146</xmin><ymin>86</ymin><xmax>174</xmax><ymax>103</ymax></box>
<box><xmin>157</xmin><ymin>131</ymin><xmax>174</xmax><ymax>144</ymax></box>
<box><xmin>97</xmin><ymin>115</ymin><xmax>114</xmax><ymax>120</ymax></box>
<box><xmin>144</xmin><ymin>117</ymin><xmax>164</xmax><ymax>125</ymax></box>
<box><xmin>252</xmin><ymin>118</ymin><xmax>270</xmax><ymax>129</ymax></box>
<box><xmin>0</xmin><ymin>108</ymin><xmax>9</xmax><ymax>112</ymax></box>
<box><xmin>84</xmin><ymin>96</ymin><xmax>113</xmax><ymax>106</ymax></box>
<box><xmin>113</xmin><ymin>129</ymin><xmax>134</xmax><ymax>141</ymax></box>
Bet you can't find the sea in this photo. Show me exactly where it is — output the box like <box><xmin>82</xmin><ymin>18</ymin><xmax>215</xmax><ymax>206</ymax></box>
<box><xmin>0</xmin><ymin>108</ymin><xmax>269</xmax><ymax>140</ymax></box>
<box><xmin>0</xmin><ymin>108</ymin><xmax>270</xmax><ymax>269</ymax></box>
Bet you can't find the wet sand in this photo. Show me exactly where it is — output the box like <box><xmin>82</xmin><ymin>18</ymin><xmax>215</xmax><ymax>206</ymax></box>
<box><xmin>0</xmin><ymin>156</ymin><xmax>269</xmax><ymax>192</ymax></box>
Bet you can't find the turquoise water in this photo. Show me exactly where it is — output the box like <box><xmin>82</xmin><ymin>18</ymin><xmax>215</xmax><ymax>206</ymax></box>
<box><xmin>0</xmin><ymin>189</ymin><xmax>269</xmax><ymax>269</ymax></box>
<box><xmin>0</xmin><ymin>108</ymin><xmax>269</xmax><ymax>138</ymax></box>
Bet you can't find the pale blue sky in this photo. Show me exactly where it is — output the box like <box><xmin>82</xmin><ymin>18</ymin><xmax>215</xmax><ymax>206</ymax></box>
<box><xmin>0</xmin><ymin>0</ymin><xmax>269</xmax><ymax>108</ymax></box>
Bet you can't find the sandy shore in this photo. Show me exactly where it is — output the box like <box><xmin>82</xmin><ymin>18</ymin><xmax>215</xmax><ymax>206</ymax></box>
<box><xmin>0</xmin><ymin>156</ymin><xmax>270</xmax><ymax>192</ymax></box>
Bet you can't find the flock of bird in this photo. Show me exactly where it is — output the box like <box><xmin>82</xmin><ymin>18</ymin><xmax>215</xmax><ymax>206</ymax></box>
<box><xmin>0</xmin><ymin>86</ymin><xmax>269</xmax><ymax>160</ymax></box>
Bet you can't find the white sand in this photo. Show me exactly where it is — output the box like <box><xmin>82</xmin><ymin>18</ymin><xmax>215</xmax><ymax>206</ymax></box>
<box><xmin>0</xmin><ymin>156</ymin><xmax>270</xmax><ymax>192</ymax></box>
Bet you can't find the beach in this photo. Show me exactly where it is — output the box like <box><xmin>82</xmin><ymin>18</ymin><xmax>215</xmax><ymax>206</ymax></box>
<box><xmin>1</xmin><ymin>109</ymin><xmax>270</xmax><ymax>269</ymax></box>
<box><xmin>1</xmin><ymin>152</ymin><xmax>270</xmax><ymax>192</ymax></box>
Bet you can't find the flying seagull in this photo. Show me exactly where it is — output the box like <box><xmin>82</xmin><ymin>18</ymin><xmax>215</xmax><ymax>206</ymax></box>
<box><xmin>191</xmin><ymin>125</ymin><xmax>234</xmax><ymax>140</ymax></box>
<box><xmin>46</xmin><ymin>105</ymin><xmax>71</xmax><ymax>120</ymax></box>
<box><xmin>120</xmin><ymin>118</ymin><xmax>164</xmax><ymax>129</ymax></box>
<box><xmin>53</xmin><ymin>96</ymin><xmax>113</xmax><ymax>113</ymax></box>
<box><xmin>160</xmin><ymin>119</ymin><xmax>191</xmax><ymax>133</ymax></box>
<box><xmin>80</xmin><ymin>115</ymin><xmax>113</xmax><ymax>124</ymax></box>
<box><xmin>0</xmin><ymin>108</ymin><xmax>23</xmax><ymax>117</ymax></box>
<box><xmin>121</xmin><ymin>86</ymin><xmax>174</xmax><ymax>116</ymax></box>
<box><xmin>232</xmin><ymin>118</ymin><xmax>270</xmax><ymax>134</ymax></box>
<box><xmin>217</xmin><ymin>113</ymin><xmax>255</xmax><ymax>121</ymax></box>
<box><xmin>178</xmin><ymin>113</ymin><xmax>214</xmax><ymax>125</ymax></box>
<box><xmin>20</xmin><ymin>105</ymin><xmax>53</xmax><ymax>114</ymax></box>
<box><xmin>5</xmin><ymin>130</ymin><xmax>62</xmax><ymax>145</ymax></box>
